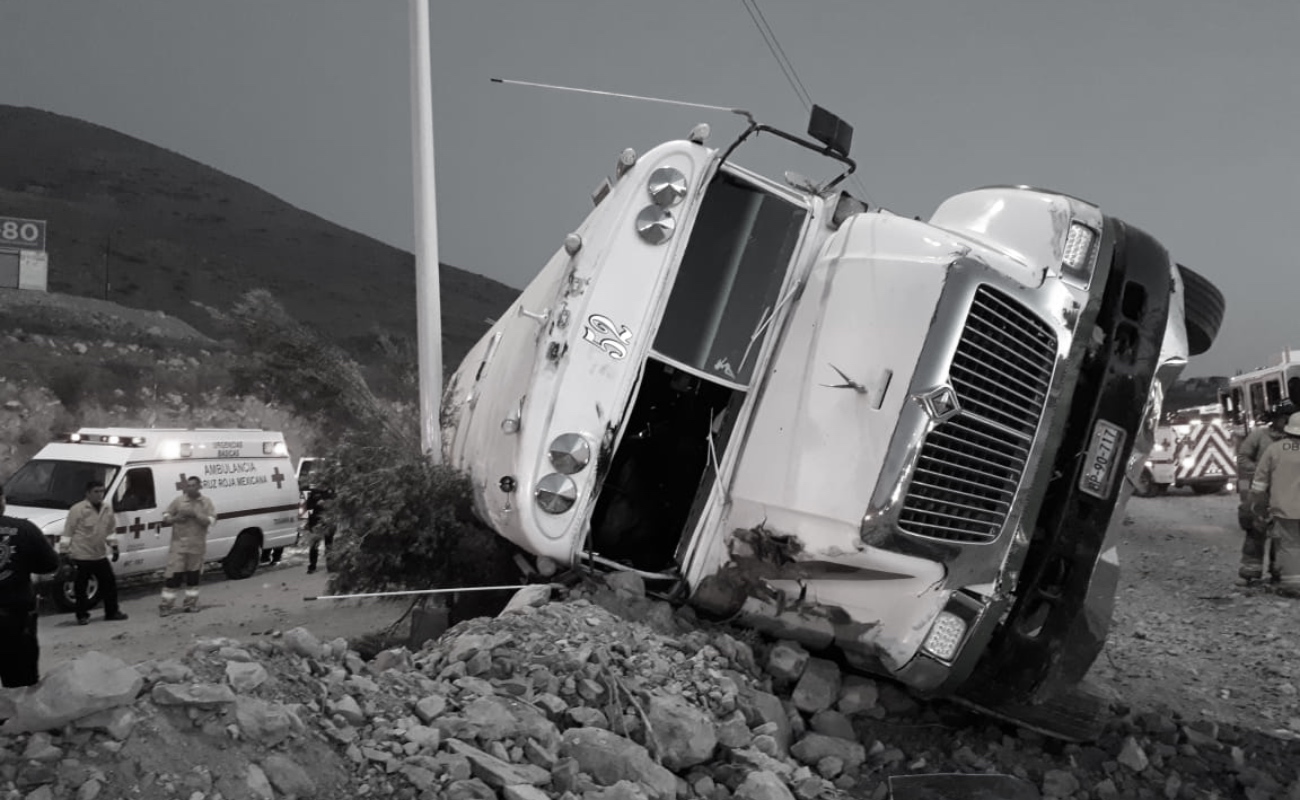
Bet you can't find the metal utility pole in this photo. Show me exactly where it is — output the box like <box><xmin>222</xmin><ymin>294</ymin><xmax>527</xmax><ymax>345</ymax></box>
<box><xmin>410</xmin><ymin>0</ymin><xmax>443</xmax><ymax>462</ymax></box>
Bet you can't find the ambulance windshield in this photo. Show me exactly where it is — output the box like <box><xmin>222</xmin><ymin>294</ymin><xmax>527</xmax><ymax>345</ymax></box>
<box><xmin>2</xmin><ymin>460</ymin><xmax>121</xmax><ymax>510</ymax></box>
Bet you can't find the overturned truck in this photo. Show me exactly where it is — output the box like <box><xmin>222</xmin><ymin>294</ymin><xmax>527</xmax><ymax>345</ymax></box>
<box><xmin>440</xmin><ymin>107</ymin><xmax>1224</xmax><ymax>739</ymax></box>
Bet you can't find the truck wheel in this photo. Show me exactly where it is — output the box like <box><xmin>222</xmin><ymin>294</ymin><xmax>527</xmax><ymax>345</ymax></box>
<box><xmin>49</xmin><ymin>570</ymin><xmax>101</xmax><ymax>613</ymax></box>
<box><xmin>223</xmin><ymin>532</ymin><xmax>261</xmax><ymax>580</ymax></box>
<box><xmin>1177</xmin><ymin>264</ymin><xmax>1224</xmax><ymax>357</ymax></box>
<box><xmin>1192</xmin><ymin>481</ymin><xmax>1228</xmax><ymax>496</ymax></box>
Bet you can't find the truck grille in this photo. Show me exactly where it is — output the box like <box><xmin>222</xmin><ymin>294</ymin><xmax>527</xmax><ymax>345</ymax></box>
<box><xmin>898</xmin><ymin>286</ymin><xmax>1057</xmax><ymax>543</ymax></box>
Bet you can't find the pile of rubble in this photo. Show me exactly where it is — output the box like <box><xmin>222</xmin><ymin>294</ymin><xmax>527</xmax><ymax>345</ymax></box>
<box><xmin>3</xmin><ymin>575</ymin><xmax>1300</xmax><ymax>800</ymax></box>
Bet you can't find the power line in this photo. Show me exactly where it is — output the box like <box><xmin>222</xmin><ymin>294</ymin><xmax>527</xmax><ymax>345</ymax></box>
<box><xmin>739</xmin><ymin>0</ymin><xmax>875</xmax><ymax>205</ymax></box>
<box><xmin>747</xmin><ymin>0</ymin><xmax>814</xmax><ymax>109</ymax></box>
<box><xmin>740</xmin><ymin>0</ymin><xmax>809</xmax><ymax>112</ymax></box>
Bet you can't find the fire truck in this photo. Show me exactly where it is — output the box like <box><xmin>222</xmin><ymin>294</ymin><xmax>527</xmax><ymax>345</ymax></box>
<box><xmin>1136</xmin><ymin>404</ymin><xmax>1235</xmax><ymax>496</ymax></box>
<box><xmin>1220</xmin><ymin>351</ymin><xmax>1300</xmax><ymax>435</ymax></box>
<box><xmin>439</xmin><ymin>104</ymin><xmax>1225</xmax><ymax>738</ymax></box>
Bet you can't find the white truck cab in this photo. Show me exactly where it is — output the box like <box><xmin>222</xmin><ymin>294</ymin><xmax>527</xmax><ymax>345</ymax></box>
<box><xmin>440</xmin><ymin>107</ymin><xmax>1225</xmax><ymax>738</ymax></box>
<box><xmin>2</xmin><ymin>427</ymin><xmax>300</xmax><ymax>611</ymax></box>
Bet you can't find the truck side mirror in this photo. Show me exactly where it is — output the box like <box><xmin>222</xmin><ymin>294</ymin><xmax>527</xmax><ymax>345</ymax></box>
<box><xmin>808</xmin><ymin>105</ymin><xmax>853</xmax><ymax>158</ymax></box>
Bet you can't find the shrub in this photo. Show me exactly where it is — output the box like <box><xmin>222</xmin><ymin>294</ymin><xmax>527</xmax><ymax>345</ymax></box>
<box><xmin>317</xmin><ymin>437</ymin><xmax>520</xmax><ymax>601</ymax></box>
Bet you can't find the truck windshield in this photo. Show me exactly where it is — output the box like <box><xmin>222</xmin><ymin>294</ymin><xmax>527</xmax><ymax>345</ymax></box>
<box><xmin>652</xmin><ymin>172</ymin><xmax>807</xmax><ymax>386</ymax></box>
<box><xmin>2</xmin><ymin>460</ymin><xmax>121</xmax><ymax>510</ymax></box>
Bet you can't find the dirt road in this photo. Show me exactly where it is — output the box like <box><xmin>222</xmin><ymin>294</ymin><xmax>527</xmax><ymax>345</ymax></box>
<box><xmin>36</xmin><ymin>546</ymin><xmax>409</xmax><ymax>669</ymax></box>
<box><xmin>1095</xmin><ymin>488</ymin><xmax>1300</xmax><ymax>737</ymax></box>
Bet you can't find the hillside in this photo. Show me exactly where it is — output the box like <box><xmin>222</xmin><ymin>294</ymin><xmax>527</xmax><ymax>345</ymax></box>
<box><xmin>0</xmin><ymin>104</ymin><xmax>518</xmax><ymax>367</ymax></box>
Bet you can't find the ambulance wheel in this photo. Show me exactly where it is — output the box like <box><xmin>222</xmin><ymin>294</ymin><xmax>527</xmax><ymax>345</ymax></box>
<box><xmin>1177</xmin><ymin>264</ymin><xmax>1224</xmax><ymax>357</ymax></box>
<box><xmin>49</xmin><ymin>572</ymin><xmax>101</xmax><ymax>613</ymax></box>
<box><xmin>1133</xmin><ymin>469</ymin><xmax>1166</xmax><ymax>498</ymax></box>
<box><xmin>223</xmin><ymin>532</ymin><xmax>262</xmax><ymax>580</ymax></box>
<box><xmin>1192</xmin><ymin>481</ymin><xmax>1228</xmax><ymax>496</ymax></box>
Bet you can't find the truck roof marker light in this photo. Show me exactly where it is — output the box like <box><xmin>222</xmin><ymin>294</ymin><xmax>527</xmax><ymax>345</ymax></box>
<box><xmin>535</xmin><ymin>473</ymin><xmax>578</xmax><ymax>514</ymax></box>
<box><xmin>68</xmin><ymin>433</ymin><xmax>82</xmax><ymax>443</ymax></box>
<box><xmin>615</xmin><ymin>148</ymin><xmax>638</xmax><ymax>178</ymax></box>
<box><xmin>688</xmin><ymin>123</ymin><xmax>710</xmax><ymax>144</ymax></box>
<box><xmin>635</xmin><ymin>206</ymin><xmax>675</xmax><ymax>244</ymax></box>
<box><xmin>592</xmin><ymin>178</ymin><xmax>613</xmax><ymax>207</ymax></box>
<box><xmin>563</xmin><ymin>233</ymin><xmax>583</xmax><ymax>256</ymax></box>
<box><xmin>180</xmin><ymin>443</ymin><xmax>193</xmax><ymax>458</ymax></box>
<box><xmin>262</xmin><ymin>441</ymin><xmax>288</xmax><ymax>456</ymax></box>
<box><xmin>921</xmin><ymin>611</ymin><xmax>968</xmax><ymax>662</ymax></box>
<box><xmin>106</xmin><ymin>435</ymin><xmax>121</xmax><ymax>445</ymax></box>
<box><xmin>647</xmin><ymin>167</ymin><xmax>688</xmax><ymax>207</ymax></box>
<box><xmin>548</xmin><ymin>433</ymin><xmax>590</xmax><ymax>474</ymax></box>
<box><xmin>1061</xmin><ymin>223</ymin><xmax>1097</xmax><ymax>287</ymax></box>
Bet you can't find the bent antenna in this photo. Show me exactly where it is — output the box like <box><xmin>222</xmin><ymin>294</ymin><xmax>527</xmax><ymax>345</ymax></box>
<box><xmin>490</xmin><ymin>77</ymin><xmax>755</xmax><ymax>125</ymax></box>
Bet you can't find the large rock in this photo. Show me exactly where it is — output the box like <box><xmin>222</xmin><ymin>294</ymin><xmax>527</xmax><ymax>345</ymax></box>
<box><xmin>235</xmin><ymin>697</ymin><xmax>299</xmax><ymax>744</ymax></box>
<box><xmin>791</xmin><ymin>658</ymin><xmax>841</xmax><ymax>714</ymax></box>
<box><xmin>735</xmin><ymin>771</ymin><xmax>796</xmax><ymax>800</ymax></box>
<box><xmin>261</xmin><ymin>754</ymin><xmax>317</xmax><ymax>797</ymax></box>
<box><xmin>226</xmin><ymin>661</ymin><xmax>269</xmax><ymax>692</ymax></box>
<box><xmin>151</xmin><ymin>683</ymin><xmax>237</xmax><ymax>707</ymax></box>
<box><xmin>789</xmin><ymin>733</ymin><xmax>866</xmax><ymax>772</ymax></box>
<box><xmin>2</xmin><ymin>652</ymin><xmax>142</xmax><ymax>733</ymax></box>
<box><xmin>445</xmin><ymin>739</ymin><xmax>551</xmax><ymax>787</ymax></box>
<box><xmin>559</xmin><ymin>727</ymin><xmax>677</xmax><ymax>800</ymax></box>
<box><xmin>646</xmin><ymin>694</ymin><xmax>717</xmax><ymax>770</ymax></box>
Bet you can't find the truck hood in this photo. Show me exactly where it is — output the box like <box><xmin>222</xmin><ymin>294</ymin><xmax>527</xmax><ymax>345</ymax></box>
<box><xmin>3</xmin><ymin>505</ymin><xmax>67</xmax><ymax>536</ymax></box>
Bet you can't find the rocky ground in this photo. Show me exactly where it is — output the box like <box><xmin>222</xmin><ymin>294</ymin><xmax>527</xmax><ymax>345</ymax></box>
<box><xmin>3</xmin><ymin>491</ymin><xmax>1300</xmax><ymax>800</ymax></box>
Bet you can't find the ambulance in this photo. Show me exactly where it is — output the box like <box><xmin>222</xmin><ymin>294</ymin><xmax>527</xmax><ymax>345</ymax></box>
<box><xmin>1</xmin><ymin>428</ymin><xmax>300</xmax><ymax>611</ymax></box>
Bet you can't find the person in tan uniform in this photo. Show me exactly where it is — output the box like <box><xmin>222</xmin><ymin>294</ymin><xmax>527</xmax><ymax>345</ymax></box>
<box><xmin>1248</xmin><ymin>411</ymin><xmax>1300</xmax><ymax>597</ymax></box>
<box><xmin>159</xmin><ymin>476</ymin><xmax>217</xmax><ymax>616</ymax></box>
<box><xmin>1237</xmin><ymin>401</ymin><xmax>1295</xmax><ymax>581</ymax></box>
<box><xmin>59</xmin><ymin>481</ymin><xmax>127</xmax><ymax>625</ymax></box>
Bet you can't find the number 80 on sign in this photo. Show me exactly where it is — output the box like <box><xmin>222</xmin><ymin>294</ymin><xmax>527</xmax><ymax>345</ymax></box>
<box><xmin>0</xmin><ymin>217</ymin><xmax>47</xmax><ymax>251</ymax></box>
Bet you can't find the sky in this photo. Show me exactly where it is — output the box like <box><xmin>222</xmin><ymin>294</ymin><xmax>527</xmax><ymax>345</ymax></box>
<box><xmin>1</xmin><ymin>0</ymin><xmax>1297</xmax><ymax>378</ymax></box>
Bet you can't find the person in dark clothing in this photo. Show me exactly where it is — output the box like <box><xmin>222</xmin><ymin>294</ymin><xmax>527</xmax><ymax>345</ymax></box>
<box><xmin>0</xmin><ymin>484</ymin><xmax>61</xmax><ymax>688</ymax></box>
<box><xmin>304</xmin><ymin>486</ymin><xmax>334</xmax><ymax>574</ymax></box>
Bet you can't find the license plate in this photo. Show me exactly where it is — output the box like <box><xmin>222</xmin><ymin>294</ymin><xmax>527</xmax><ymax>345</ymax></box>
<box><xmin>1079</xmin><ymin>419</ymin><xmax>1126</xmax><ymax>499</ymax></box>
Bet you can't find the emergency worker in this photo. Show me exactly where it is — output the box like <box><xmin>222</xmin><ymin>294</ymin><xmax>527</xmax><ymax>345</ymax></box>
<box><xmin>59</xmin><ymin>481</ymin><xmax>128</xmax><ymax>624</ymax></box>
<box><xmin>1249</xmin><ymin>411</ymin><xmax>1300</xmax><ymax>597</ymax></box>
<box><xmin>1237</xmin><ymin>401</ymin><xmax>1296</xmax><ymax>582</ymax></box>
<box><xmin>159</xmin><ymin>476</ymin><xmax>216</xmax><ymax>616</ymax></box>
<box><xmin>0</xmin><ymin>484</ymin><xmax>60</xmax><ymax>688</ymax></box>
<box><xmin>303</xmin><ymin>485</ymin><xmax>334</xmax><ymax>574</ymax></box>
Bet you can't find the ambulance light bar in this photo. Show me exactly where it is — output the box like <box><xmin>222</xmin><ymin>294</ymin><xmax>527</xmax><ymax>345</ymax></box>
<box><xmin>60</xmin><ymin>433</ymin><xmax>147</xmax><ymax>447</ymax></box>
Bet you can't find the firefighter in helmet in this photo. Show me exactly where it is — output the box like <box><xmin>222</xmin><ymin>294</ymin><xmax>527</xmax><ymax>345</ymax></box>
<box><xmin>1238</xmin><ymin>400</ymin><xmax>1297</xmax><ymax>582</ymax></box>
<box><xmin>1248</xmin><ymin>411</ymin><xmax>1300</xmax><ymax>596</ymax></box>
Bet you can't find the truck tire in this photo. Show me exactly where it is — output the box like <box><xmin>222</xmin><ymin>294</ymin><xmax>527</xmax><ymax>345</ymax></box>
<box><xmin>1177</xmin><ymin>264</ymin><xmax>1224</xmax><ymax>357</ymax></box>
<box><xmin>223</xmin><ymin>531</ymin><xmax>262</xmax><ymax>580</ymax></box>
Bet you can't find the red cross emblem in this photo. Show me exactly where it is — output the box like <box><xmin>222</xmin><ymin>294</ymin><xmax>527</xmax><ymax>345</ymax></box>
<box><xmin>271</xmin><ymin>467</ymin><xmax>285</xmax><ymax>489</ymax></box>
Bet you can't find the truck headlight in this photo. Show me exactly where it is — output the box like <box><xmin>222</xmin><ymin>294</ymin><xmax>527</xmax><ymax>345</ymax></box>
<box><xmin>548</xmin><ymin>433</ymin><xmax>591</xmax><ymax>474</ymax></box>
<box><xmin>921</xmin><ymin>611</ymin><xmax>968</xmax><ymax>662</ymax></box>
<box><xmin>635</xmin><ymin>206</ymin><xmax>675</xmax><ymax>244</ymax></box>
<box><xmin>647</xmin><ymin>166</ymin><xmax>688</xmax><ymax>207</ymax></box>
<box><xmin>535</xmin><ymin>473</ymin><xmax>578</xmax><ymax>514</ymax></box>
<box><xmin>1060</xmin><ymin>222</ymin><xmax>1097</xmax><ymax>288</ymax></box>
